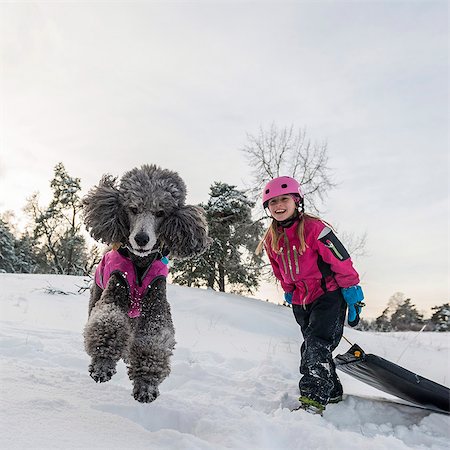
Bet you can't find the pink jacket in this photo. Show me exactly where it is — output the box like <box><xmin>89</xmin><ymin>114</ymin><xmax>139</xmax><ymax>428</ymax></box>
<box><xmin>95</xmin><ymin>250</ymin><xmax>169</xmax><ymax>318</ymax></box>
<box><xmin>265</xmin><ymin>217</ymin><xmax>360</xmax><ymax>306</ymax></box>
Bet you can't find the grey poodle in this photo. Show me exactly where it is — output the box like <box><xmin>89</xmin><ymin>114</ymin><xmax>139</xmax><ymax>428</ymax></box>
<box><xmin>82</xmin><ymin>164</ymin><xmax>210</xmax><ymax>402</ymax></box>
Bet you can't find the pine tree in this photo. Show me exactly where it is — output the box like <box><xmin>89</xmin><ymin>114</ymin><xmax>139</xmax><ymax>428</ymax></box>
<box><xmin>355</xmin><ymin>317</ymin><xmax>375</xmax><ymax>331</ymax></box>
<box><xmin>374</xmin><ymin>307</ymin><xmax>392</xmax><ymax>332</ymax></box>
<box><xmin>13</xmin><ymin>233</ymin><xmax>38</xmax><ymax>273</ymax></box>
<box><xmin>26</xmin><ymin>163</ymin><xmax>88</xmax><ymax>275</ymax></box>
<box><xmin>390</xmin><ymin>298</ymin><xmax>424</xmax><ymax>331</ymax></box>
<box><xmin>429</xmin><ymin>303</ymin><xmax>450</xmax><ymax>332</ymax></box>
<box><xmin>0</xmin><ymin>216</ymin><xmax>38</xmax><ymax>273</ymax></box>
<box><xmin>0</xmin><ymin>218</ymin><xmax>17</xmax><ymax>272</ymax></box>
<box><xmin>171</xmin><ymin>182</ymin><xmax>264</xmax><ymax>294</ymax></box>
<box><xmin>373</xmin><ymin>292</ymin><xmax>408</xmax><ymax>332</ymax></box>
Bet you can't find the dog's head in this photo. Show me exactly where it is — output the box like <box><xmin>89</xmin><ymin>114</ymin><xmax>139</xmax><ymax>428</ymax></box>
<box><xmin>83</xmin><ymin>164</ymin><xmax>210</xmax><ymax>259</ymax></box>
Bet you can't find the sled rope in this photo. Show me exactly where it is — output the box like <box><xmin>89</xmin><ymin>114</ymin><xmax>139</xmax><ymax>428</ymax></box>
<box><xmin>342</xmin><ymin>335</ymin><xmax>354</xmax><ymax>346</ymax></box>
<box><xmin>396</xmin><ymin>324</ymin><xmax>427</xmax><ymax>364</ymax></box>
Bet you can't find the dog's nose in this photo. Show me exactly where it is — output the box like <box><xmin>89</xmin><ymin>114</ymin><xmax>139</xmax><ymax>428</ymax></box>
<box><xmin>134</xmin><ymin>232</ymin><xmax>150</xmax><ymax>247</ymax></box>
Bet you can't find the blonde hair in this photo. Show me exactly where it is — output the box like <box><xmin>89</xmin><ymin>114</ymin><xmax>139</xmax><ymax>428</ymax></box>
<box><xmin>255</xmin><ymin>213</ymin><xmax>324</xmax><ymax>256</ymax></box>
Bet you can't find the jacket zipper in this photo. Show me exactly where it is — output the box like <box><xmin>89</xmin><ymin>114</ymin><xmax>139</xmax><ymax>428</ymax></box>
<box><xmin>279</xmin><ymin>247</ymin><xmax>288</xmax><ymax>274</ymax></box>
<box><xmin>293</xmin><ymin>245</ymin><xmax>300</xmax><ymax>274</ymax></box>
<box><xmin>283</xmin><ymin>233</ymin><xmax>295</xmax><ymax>281</ymax></box>
<box><xmin>325</xmin><ymin>239</ymin><xmax>344</xmax><ymax>260</ymax></box>
<box><xmin>279</xmin><ymin>233</ymin><xmax>308</xmax><ymax>306</ymax></box>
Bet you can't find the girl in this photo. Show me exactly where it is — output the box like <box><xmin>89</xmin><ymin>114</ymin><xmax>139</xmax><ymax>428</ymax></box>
<box><xmin>256</xmin><ymin>176</ymin><xmax>364</xmax><ymax>413</ymax></box>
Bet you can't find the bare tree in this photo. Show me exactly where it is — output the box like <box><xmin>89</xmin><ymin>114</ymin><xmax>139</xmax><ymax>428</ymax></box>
<box><xmin>338</xmin><ymin>230</ymin><xmax>368</xmax><ymax>259</ymax></box>
<box><xmin>242</xmin><ymin>123</ymin><xmax>336</xmax><ymax>214</ymax></box>
<box><xmin>24</xmin><ymin>163</ymin><xmax>90</xmax><ymax>275</ymax></box>
<box><xmin>242</xmin><ymin>123</ymin><xmax>367</xmax><ymax>262</ymax></box>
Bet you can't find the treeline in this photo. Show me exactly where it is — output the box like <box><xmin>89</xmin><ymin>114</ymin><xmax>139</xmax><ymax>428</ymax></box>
<box><xmin>1</xmin><ymin>164</ymin><xmax>263</xmax><ymax>293</ymax></box>
<box><xmin>0</xmin><ymin>163</ymin><xmax>99</xmax><ymax>276</ymax></box>
<box><xmin>1</xmin><ymin>164</ymin><xmax>265</xmax><ymax>294</ymax></box>
<box><xmin>1</xmin><ymin>124</ymin><xmax>448</xmax><ymax>328</ymax></box>
<box><xmin>355</xmin><ymin>293</ymin><xmax>449</xmax><ymax>332</ymax></box>
<box><xmin>0</xmin><ymin>126</ymin><xmax>344</xmax><ymax>288</ymax></box>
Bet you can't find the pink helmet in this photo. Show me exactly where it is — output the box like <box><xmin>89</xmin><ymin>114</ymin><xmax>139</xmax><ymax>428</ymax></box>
<box><xmin>262</xmin><ymin>176</ymin><xmax>304</xmax><ymax>207</ymax></box>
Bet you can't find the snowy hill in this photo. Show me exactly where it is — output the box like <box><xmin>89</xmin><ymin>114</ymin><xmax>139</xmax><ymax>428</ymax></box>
<box><xmin>0</xmin><ymin>274</ymin><xmax>449</xmax><ymax>450</ymax></box>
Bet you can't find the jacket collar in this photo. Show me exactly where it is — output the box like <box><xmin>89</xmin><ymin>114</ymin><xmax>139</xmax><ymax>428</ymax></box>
<box><xmin>276</xmin><ymin>214</ymin><xmax>299</xmax><ymax>229</ymax></box>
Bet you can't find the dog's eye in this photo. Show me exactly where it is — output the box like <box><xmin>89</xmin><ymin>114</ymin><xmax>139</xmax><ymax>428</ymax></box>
<box><xmin>155</xmin><ymin>210</ymin><xmax>165</xmax><ymax>218</ymax></box>
<box><xmin>130</xmin><ymin>207</ymin><xmax>139</xmax><ymax>215</ymax></box>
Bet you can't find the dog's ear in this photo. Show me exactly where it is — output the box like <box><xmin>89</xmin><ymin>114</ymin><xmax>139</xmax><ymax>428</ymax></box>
<box><xmin>158</xmin><ymin>205</ymin><xmax>211</xmax><ymax>259</ymax></box>
<box><xmin>82</xmin><ymin>175</ymin><xmax>128</xmax><ymax>244</ymax></box>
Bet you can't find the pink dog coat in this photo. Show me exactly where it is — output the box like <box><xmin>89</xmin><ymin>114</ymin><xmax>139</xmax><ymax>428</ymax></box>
<box><xmin>95</xmin><ymin>250</ymin><xmax>169</xmax><ymax>318</ymax></box>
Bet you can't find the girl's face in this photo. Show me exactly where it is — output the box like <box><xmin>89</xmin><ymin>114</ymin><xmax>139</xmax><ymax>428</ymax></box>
<box><xmin>268</xmin><ymin>195</ymin><xmax>297</xmax><ymax>221</ymax></box>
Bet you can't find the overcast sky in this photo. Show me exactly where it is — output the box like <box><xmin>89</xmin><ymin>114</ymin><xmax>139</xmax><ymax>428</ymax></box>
<box><xmin>0</xmin><ymin>1</ymin><xmax>448</xmax><ymax>318</ymax></box>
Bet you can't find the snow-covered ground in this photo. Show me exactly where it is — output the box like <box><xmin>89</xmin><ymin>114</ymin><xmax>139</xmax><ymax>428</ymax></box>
<box><xmin>0</xmin><ymin>273</ymin><xmax>448</xmax><ymax>450</ymax></box>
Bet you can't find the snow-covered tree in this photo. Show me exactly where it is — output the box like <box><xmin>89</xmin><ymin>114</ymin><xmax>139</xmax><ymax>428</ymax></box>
<box><xmin>25</xmin><ymin>163</ymin><xmax>89</xmax><ymax>275</ymax></box>
<box><xmin>390</xmin><ymin>298</ymin><xmax>424</xmax><ymax>331</ymax></box>
<box><xmin>353</xmin><ymin>317</ymin><xmax>375</xmax><ymax>331</ymax></box>
<box><xmin>171</xmin><ymin>182</ymin><xmax>264</xmax><ymax>294</ymax></box>
<box><xmin>372</xmin><ymin>292</ymin><xmax>407</xmax><ymax>331</ymax></box>
<box><xmin>0</xmin><ymin>215</ymin><xmax>37</xmax><ymax>273</ymax></box>
<box><xmin>13</xmin><ymin>232</ymin><xmax>38</xmax><ymax>273</ymax></box>
<box><xmin>374</xmin><ymin>307</ymin><xmax>392</xmax><ymax>332</ymax></box>
<box><xmin>0</xmin><ymin>218</ymin><xmax>17</xmax><ymax>272</ymax></box>
<box><xmin>429</xmin><ymin>303</ymin><xmax>450</xmax><ymax>332</ymax></box>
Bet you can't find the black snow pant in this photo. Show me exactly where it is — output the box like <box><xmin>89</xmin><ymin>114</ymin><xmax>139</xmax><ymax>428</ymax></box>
<box><xmin>292</xmin><ymin>289</ymin><xmax>347</xmax><ymax>406</ymax></box>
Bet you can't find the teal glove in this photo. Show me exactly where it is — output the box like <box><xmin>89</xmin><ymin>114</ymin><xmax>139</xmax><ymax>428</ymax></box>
<box><xmin>341</xmin><ymin>285</ymin><xmax>365</xmax><ymax>327</ymax></box>
<box><xmin>284</xmin><ymin>292</ymin><xmax>293</xmax><ymax>305</ymax></box>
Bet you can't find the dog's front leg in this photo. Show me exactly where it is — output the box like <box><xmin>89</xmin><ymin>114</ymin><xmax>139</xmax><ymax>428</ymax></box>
<box><xmin>127</xmin><ymin>280</ymin><xmax>176</xmax><ymax>403</ymax></box>
<box><xmin>84</xmin><ymin>275</ymin><xmax>130</xmax><ymax>383</ymax></box>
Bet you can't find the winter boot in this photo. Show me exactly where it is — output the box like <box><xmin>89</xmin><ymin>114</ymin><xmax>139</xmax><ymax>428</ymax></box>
<box><xmin>328</xmin><ymin>394</ymin><xmax>343</xmax><ymax>404</ymax></box>
<box><xmin>328</xmin><ymin>379</ymin><xmax>343</xmax><ymax>403</ymax></box>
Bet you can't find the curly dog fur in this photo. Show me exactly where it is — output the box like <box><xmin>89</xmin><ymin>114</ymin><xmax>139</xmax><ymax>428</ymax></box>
<box><xmin>82</xmin><ymin>164</ymin><xmax>210</xmax><ymax>402</ymax></box>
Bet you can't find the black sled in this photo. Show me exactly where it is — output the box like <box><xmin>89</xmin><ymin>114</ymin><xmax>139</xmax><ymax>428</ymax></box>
<box><xmin>334</xmin><ymin>344</ymin><xmax>450</xmax><ymax>415</ymax></box>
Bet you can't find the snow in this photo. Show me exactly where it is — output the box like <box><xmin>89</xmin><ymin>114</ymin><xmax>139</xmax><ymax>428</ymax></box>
<box><xmin>0</xmin><ymin>273</ymin><xmax>448</xmax><ymax>450</ymax></box>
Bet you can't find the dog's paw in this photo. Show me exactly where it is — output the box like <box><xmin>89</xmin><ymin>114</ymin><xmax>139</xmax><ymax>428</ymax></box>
<box><xmin>133</xmin><ymin>382</ymin><xmax>159</xmax><ymax>403</ymax></box>
<box><xmin>89</xmin><ymin>357</ymin><xmax>117</xmax><ymax>383</ymax></box>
